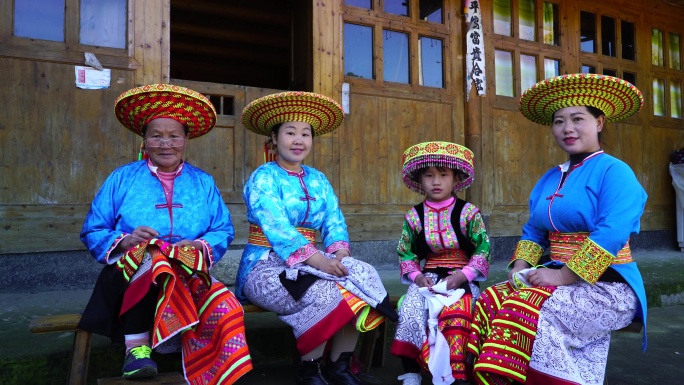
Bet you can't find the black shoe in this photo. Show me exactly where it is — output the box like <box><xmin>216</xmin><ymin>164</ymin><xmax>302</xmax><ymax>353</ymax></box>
<box><xmin>326</xmin><ymin>352</ymin><xmax>364</xmax><ymax>385</ymax></box>
<box><xmin>297</xmin><ymin>357</ymin><xmax>329</xmax><ymax>385</ymax></box>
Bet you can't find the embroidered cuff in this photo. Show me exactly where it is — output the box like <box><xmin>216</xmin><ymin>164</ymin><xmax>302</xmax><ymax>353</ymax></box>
<box><xmin>400</xmin><ymin>259</ymin><xmax>421</xmax><ymax>277</ymax></box>
<box><xmin>508</xmin><ymin>240</ymin><xmax>543</xmax><ymax>269</ymax></box>
<box><xmin>105</xmin><ymin>233</ymin><xmax>129</xmax><ymax>264</ymax></box>
<box><xmin>326</xmin><ymin>241</ymin><xmax>350</xmax><ymax>255</ymax></box>
<box><xmin>286</xmin><ymin>243</ymin><xmax>319</xmax><ymax>266</ymax></box>
<box><xmin>565</xmin><ymin>238</ymin><xmax>614</xmax><ymax>284</ymax></box>
<box><xmin>196</xmin><ymin>239</ymin><xmax>214</xmax><ymax>268</ymax></box>
<box><xmin>466</xmin><ymin>254</ymin><xmax>490</xmax><ymax>279</ymax></box>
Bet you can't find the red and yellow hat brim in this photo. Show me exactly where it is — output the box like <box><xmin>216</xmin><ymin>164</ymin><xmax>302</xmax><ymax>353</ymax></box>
<box><xmin>242</xmin><ymin>91</ymin><xmax>344</xmax><ymax>136</ymax></box>
<box><xmin>114</xmin><ymin>84</ymin><xmax>217</xmax><ymax>139</ymax></box>
<box><xmin>519</xmin><ymin>73</ymin><xmax>644</xmax><ymax>126</ymax></box>
<box><xmin>402</xmin><ymin>141</ymin><xmax>475</xmax><ymax>194</ymax></box>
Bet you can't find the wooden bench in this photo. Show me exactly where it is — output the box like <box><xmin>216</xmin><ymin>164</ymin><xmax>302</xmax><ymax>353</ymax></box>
<box><xmin>29</xmin><ymin>297</ymin><xmax>399</xmax><ymax>385</ymax></box>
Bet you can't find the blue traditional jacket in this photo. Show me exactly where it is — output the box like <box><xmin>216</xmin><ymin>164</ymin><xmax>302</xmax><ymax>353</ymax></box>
<box><xmin>81</xmin><ymin>160</ymin><xmax>234</xmax><ymax>267</ymax></box>
<box><xmin>520</xmin><ymin>151</ymin><xmax>649</xmax><ymax>349</ymax></box>
<box><xmin>235</xmin><ymin>162</ymin><xmax>349</xmax><ymax>300</ymax></box>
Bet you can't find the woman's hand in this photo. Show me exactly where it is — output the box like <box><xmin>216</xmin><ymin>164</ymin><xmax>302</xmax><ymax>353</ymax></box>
<box><xmin>414</xmin><ymin>274</ymin><xmax>434</xmax><ymax>288</ymax></box>
<box><xmin>305</xmin><ymin>252</ymin><xmax>349</xmax><ymax>277</ymax></box>
<box><xmin>526</xmin><ymin>267</ymin><xmax>578</xmax><ymax>287</ymax></box>
<box><xmin>445</xmin><ymin>270</ymin><xmax>467</xmax><ymax>290</ymax></box>
<box><xmin>174</xmin><ymin>239</ymin><xmax>203</xmax><ymax>251</ymax></box>
<box><xmin>508</xmin><ymin>260</ymin><xmax>532</xmax><ymax>286</ymax></box>
<box><xmin>333</xmin><ymin>250</ymin><xmax>351</xmax><ymax>261</ymax></box>
<box><xmin>118</xmin><ymin>226</ymin><xmax>159</xmax><ymax>251</ymax></box>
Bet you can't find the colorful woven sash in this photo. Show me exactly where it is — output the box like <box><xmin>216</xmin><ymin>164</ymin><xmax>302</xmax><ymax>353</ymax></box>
<box><xmin>247</xmin><ymin>224</ymin><xmax>316</xmax><ymax>247</ymax></box>
<box><xmin>423</xmin><ymin>249</ymin><xmax>470</xmax><ymax>270</ymax></box>
<box><xmin>548</xmin><ymin>232</ymin><xmax>633</xmax><ymax>264</ymax></box>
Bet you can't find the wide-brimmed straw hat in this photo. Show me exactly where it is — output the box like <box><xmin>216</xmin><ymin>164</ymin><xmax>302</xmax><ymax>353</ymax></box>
<box><xmin>115</xmin><ymin>84</ymin><xmax>217</xmax><ymax>139</ymax></box>
<box><xmin>402</xmin><ymin>141</ymin><xmax>475</xmax><ymax>194</ymax></box>
<box><xmin>242</xmin><ymin>91</ymin><xmax>344</xmax><ymax>136</ymax></box>
<box><xmin>519</xmin><ymin>73</ymin><xmax>644</xmax><ymax>125</ymax></box>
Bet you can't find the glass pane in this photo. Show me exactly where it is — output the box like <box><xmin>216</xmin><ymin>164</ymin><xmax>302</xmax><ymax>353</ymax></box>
<box><xmin>519</xmin><ymin>0</ymin><xmax>535</xmax><ymax>41</ymax></box>
<box><xmin>653</xmin><ymin>79</ymin><xmax>665</xmax><ymax>116</ymax></box>
<box><xmin>652</xmin><ymin>29</ymin><xmax>664</xmax><ymax>66</ymax></box>
<box><xmin>344</xmin><ymin>23</ymin><xmax>374</xmax><ymax>79</ymax></box>
<box><xmin>623</xmin><ymin>71</ymin><xmax>637</xmax><ymax>86</ymax></box>
<box><xmin>345</xmin><ymin>0</ymin><xmax>371</xmax><ymax>9</ymax></box>
<box><xmin>671</xmin><ymin>82</ymin><xmax>682</xmax><ymax>119</ymax></box>
<box><xmin>420</xmin><ymin>0</ymin><xmax>443</xmax><ymax>23</ymax></box>
<box><xmin>601</xmin><ymin>16</ymin><xmax>616</xmax><ymax>57</ymax></box>
<box><xmin>580</xmin><ymin>11</ymin><xmax>596</xmax><ymax>53</ymax></box>
<box><xmin>581</xmin><ymin>65</ymin><xmax>596</xmax><ymax>73</ymax></box>
<box><xmin>544</xmin><ymin>58</ymin><xmax>559</xmax><ymax>78</ymax></box>
<box><xmin>621</xmin><ymin>21</ymin><xmax>635</xmax><ymax>60</ymax></box>
<box><xmin>495</xmin><ymin>50</ymin><xmax>514</xmax><ymax>97</ymax></box>
<box><xmin>542</xmin><ymin>2</ymin><xmax>559</xmax><ymax>45</ymax></box>
<box><xmin>80</xmin><ymin>0</ymin><xmax>127</xmax><ymax>48</ymax></box>
<box><xmin>419</xmin><ymin>37</ymin><xmax>443</xmax><ymax>88</ymax></box>
<box><xmin>383</xmin><ymin>30</ymin><xmax>409</xmax><ymax>84</ymax></box>
<box><xmin>603</xmin><ymin>68</ymin><xmax>617</xmax><ymax>77</ymax></box>
<box><xmin>14</xmin><ymin>0</ymin><xmax>65</xmax><ymax>42</ymax></box>
<box><xmin>670</xmin><ymin>33</ymin><xmax>681</xmax><ymax>70</ymax></box>
<box><xmin>493</xmin><ymin>0</ymin><xmax>512</xmax><ymax>36</ymax></box>
<box><xmin>521</xmin><ymin>54</ymin><xmax>537</xmax><ymax>91</ymax></box>
<box><xmin>385</xmin><ymin>0</ymin><xmax>409</xmax><ymax>17</ymax></box>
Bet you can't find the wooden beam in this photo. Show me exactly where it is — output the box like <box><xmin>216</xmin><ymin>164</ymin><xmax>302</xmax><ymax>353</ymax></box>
<box><xmin>171</xmin><ymin>23</ymin><xmax>289</xmax><ymax>48</ymax></box>
<box><xmin>171</xmin><ymin>0</ymin><xmax>290</xmax><ymax>27</ymax></box>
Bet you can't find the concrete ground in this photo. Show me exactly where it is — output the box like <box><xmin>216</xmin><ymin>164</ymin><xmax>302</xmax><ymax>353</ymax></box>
<box><xmin>1</xmin><ymin>250</ymin><xmax>683</xmax><ymax>385</ymax></box>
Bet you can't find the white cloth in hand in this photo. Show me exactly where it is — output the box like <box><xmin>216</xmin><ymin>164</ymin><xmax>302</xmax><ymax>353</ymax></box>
<box><xmin>417</xmin><ymin>281</ymin><xmax>465</xmax><ymax>385</ymax></box>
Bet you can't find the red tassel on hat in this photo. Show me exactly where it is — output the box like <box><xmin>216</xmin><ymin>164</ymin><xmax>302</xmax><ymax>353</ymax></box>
<box><xmin>138</xmin><ymin>140</ymin><xmax>149</xmax><ymax>161</ymax></box>
<box><xmin>263</xmin><ymin>142</ymin><xmax>277</xmax><ymax>163</ymax></box>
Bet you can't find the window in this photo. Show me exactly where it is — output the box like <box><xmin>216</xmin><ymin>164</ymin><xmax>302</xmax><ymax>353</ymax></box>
<box><xmin>344</xmin><ymin>23</ymin><xmax>374</xmax><ymax>79</ymax></box>
<box><xmin>651</xmin><ymin>26</ymin><xmax>684</xmax><ymax>119</ymax></box>
<box><xmin>384</xmin><ymin>30</ymin><xmax>409</xmax><ymax>84</ymax></box>
<box><xmin>1</xmin><ymin>0</ymin><xmax>131</xmax><ymax>69</ymax></box>
<box><xmin>343</xmin><ymin>0</ymin><xmax>448</xmax><ymax>92</ymax></box>
<box><xmin>577</xmin><ymin>10</ymin><xmax>639</xmax><ymax>112</ymax></box>
<box><xmin>490</xmin><ymin>0</ymin><xmax>562</xmax><ymax>98</ymax></box>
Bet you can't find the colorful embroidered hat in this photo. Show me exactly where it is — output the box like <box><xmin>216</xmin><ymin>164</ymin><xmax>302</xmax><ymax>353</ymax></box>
<box><xmin>519</xmin><ymin>73</ymin><xmax>644</xmax><ymax>125</ymax></box>
<box><xmin>402</xmin><ymin>141</ymin><xmax>475</xmax><ymax>194</ymax></box>
<box><xmin>242</xmin><ymin>91</ymin><xmax>344</xmax><ymax>136</ymax></box>
<box><xmin>114</xmin><ymin>84</ymin><xmax>217</xmax><ymax>139</ymax></box>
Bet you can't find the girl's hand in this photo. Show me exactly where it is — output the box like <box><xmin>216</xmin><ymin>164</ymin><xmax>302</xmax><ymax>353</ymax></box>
<box><xmin>415</xmin><ymin>274</ymin><xmax>434</xmax><ymax>288</ymax></box>
<box><xmin>445</xmin><ymin>270</ymin><xmax>467</xmax><ymax>290</ymax></box>
<box><xmin>508</xmin><ymin>260</ymin><xmax>532</xmax><ymax>286</ymax></box>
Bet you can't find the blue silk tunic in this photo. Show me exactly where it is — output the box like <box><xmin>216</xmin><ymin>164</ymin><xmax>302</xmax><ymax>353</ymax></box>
<box><xmin>81</xmin><ymin>160</ymin><xmax>235</xmax><ymax>266</ymax></box>
<box><xmin>235</xmin><ymin>162</ymin><xmax>349</xmax><ymax>301</ymax></box>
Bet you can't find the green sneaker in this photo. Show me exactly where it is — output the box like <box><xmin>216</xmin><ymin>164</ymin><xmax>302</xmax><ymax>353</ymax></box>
<box><xmin>122</xmin><ymin>345</ymin><xmax>158</xmax><ymax>379</ymax></box>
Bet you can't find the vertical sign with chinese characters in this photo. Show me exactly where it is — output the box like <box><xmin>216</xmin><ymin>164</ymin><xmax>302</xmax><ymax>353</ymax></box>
<box><xmin>465</xmin><ymin>0</ymin><xmax>486</xmax><ymax>100</ymax></box>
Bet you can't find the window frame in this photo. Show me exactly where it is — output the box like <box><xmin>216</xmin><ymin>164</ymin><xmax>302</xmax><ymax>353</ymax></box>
<box><xmin>649</xmin><ymin>25</ymin><xmax>684</xmax><ymax>124</ymax></box>
<box><xmin>0</xmin><ymin>0</ymin><xmax>139</xmax><ymax>71</ymax></box>
<box><xmin>342</xmin><ymin>0</ymin><xmax>451</xmax><ymax>100</ymax></box>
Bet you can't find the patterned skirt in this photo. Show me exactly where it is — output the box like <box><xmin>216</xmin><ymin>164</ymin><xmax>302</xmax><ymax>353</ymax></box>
<box><xmin>242</xmin><ymin>252</ymin><xmax>386</xmax><ymax>356</ymax></box>
<box><xmin>468</xmin><ymin>280</ymin><xmax>637</xmax><ymax>385</ymax></box>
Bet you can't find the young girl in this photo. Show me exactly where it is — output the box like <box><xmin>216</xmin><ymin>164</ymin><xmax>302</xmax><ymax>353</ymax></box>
<box><xmin>390</xmin><ymin>141</ymin><xmax>491</xmax><ymax>385</ymax></box>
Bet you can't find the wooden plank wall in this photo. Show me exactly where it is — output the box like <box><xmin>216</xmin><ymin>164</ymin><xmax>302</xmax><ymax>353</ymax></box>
<box><xmin>0</xmin><ymin>0</ymin><xmax>170</xmax><ymax>254</ymax></box>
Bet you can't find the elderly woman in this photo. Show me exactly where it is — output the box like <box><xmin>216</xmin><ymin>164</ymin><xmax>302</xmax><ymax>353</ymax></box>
<box><xmin>236</xmin><ymin>91</ymin><xmax>398</xmax><ymax>385</ymax></box>
<box><xmin>78</xmin><ymin>84</ymin><xmax>252</xmax><ymax>384</ymax></box>
<box><xmin>467</xmin><ymin>74</ymin><xmax>648</xmax><ymax>385</ymax></box>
